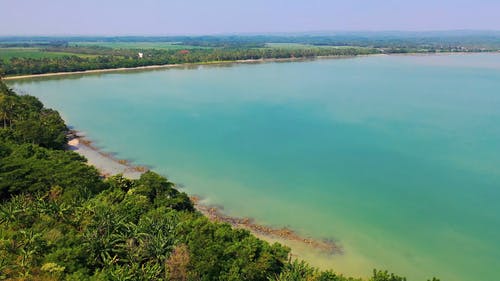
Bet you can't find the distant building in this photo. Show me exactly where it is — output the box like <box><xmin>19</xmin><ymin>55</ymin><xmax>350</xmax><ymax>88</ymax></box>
<box><xmin>138</xmin><ymin>52</ymin><xmax>144</xmax><ymax>59</ymax></box>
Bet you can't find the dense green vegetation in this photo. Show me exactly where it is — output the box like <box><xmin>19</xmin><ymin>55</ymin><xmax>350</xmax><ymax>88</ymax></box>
<box><xmin>0</xmin><ymin>78</ymin><xmax>442</xmax><ymax>280</ymax></box>
<box><xmin>1</xmin><ymin>32</ymin><xmax>499</xmax><ymax>77</ymax></box>
<box><xmin>0</xmin><ymin>45</ymin><xmax>378</xmax><ymax>76</ymax></box>
<box><xmin>3</xmin><ymin>31</ymin><xmax>500</xmax><ymax>48</ymax></box>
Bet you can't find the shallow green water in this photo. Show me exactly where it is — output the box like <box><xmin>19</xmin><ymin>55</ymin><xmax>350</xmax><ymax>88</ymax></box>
<box><xmin>9</xmin><ymin>54</ymin><xmax>500</xmax><ymax>281</ymax></box>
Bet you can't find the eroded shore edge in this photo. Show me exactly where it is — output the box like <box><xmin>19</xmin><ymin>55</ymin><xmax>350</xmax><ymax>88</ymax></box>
<box><xmin>67</xmin><ymin>131</ymin><xmax>342</xmax><ymax>255</ymax></box>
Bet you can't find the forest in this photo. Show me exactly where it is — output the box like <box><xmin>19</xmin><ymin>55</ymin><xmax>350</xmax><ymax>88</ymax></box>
<box><xmin>0</xmin><ymin>78</ymin><xmax>441</xmax><ymax>280</ymax></box>
<box><xmin>0</xmin><ymin>46</ymin><xmax>378</xmax><ymax>76</ymax></box>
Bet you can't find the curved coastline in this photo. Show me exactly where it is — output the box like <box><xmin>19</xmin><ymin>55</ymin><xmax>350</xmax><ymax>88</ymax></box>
<box><xmin>10</xmin><ymin>52</ymin><xmax>500</xmax><ymax>280</ymax></box>
<box><xmin>67</xmin><ymin>130</ymin><xmax>343</xmax><ymax>256</ymax></box>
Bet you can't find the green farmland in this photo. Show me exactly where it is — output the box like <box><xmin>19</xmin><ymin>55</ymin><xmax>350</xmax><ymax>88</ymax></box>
<box><xmin>0</xmin><ymin>47</ymin><xmax>96</xmax><ymax>61</ymax></box>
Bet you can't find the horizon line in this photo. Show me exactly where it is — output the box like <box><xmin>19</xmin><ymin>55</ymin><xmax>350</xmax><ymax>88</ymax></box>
<box><xmin>2</xmin><ymin>29</ymin><xmax>500</xmax><ymax>38</ymax></box>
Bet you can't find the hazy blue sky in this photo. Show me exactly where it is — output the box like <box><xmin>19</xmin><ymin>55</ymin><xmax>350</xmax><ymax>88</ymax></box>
<box><xmin>2</xmin><ymin>0</ymin><xmax>500</xmax><ymax>35</ymax></box>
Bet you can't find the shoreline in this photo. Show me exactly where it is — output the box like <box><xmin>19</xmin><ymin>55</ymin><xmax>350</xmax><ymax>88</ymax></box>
<box><xmin>4</xmin><ymin>54</ymin><xmax>379</xmax><ymax>81</ymax></box>
<box><xmin>67</xmin><ymin>131</ymin><xmax>148</xmax><ymax>179</ymax></box>
<box><xmin>66</xmin><ymin>130</ymin><xmax>342</xmax><ymax>255</ymax></box>
<box><xmin>4</xmin><ymin>51</ymin><xmax>497</xmax><ymax>81</ymax></box>
<box><xmin>191</xmin><ymin>195</ymin><xmax>342</xmax><ymax>255</ymax></box>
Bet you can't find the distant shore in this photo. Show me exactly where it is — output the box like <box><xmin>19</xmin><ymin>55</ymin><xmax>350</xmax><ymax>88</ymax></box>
<box><xmin>4</xmin><ymin>51</ymin><xmax>495</xmax><ymax>81</ymax></box>
<box><xmin>3</xmin><ymin>55</ymin><xmax>375</xmax><ymax>80</ymax></box>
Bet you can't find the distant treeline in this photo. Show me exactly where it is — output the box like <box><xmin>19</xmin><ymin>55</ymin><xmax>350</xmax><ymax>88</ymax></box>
<box><xmin>2</xmin><ymin>31</ymin><xmax>500</xmax><ymax>48</ymax></box>
<box><xmin>0</xmin><ymin>78</ymin><xmax>443</xmax><ymax>280</ymax></box>
<box><xmin>0</xmin><ymin>41</ymin><xmax>68</xmax><ymax>48</ymax></box>
<box><xmin>176</xmin><ymin>33</ymin><xmax>500</xmax><ymax>49</ymax></box>
<box><xmin>0</xmin><ymin>47</ymin><xmax>379</xmax><ymax>76</ymax></box>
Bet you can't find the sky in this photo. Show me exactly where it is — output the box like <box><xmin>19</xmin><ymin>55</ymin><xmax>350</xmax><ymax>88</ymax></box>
<box><xmin>1</xmin><ymin>0</ymin><xmax>500</xmax><ymax>35</ymax></box>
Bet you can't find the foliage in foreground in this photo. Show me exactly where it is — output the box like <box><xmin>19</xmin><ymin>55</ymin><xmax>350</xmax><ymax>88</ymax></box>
<box><xmin>0</xmin><ymin>81</ymin><xmax>66</xmax><ymax>149</ymax></box>
<box><xmin>0</xmin><ymin>79</ymin><xmax>441</xmax><ymax>280</ymax></box>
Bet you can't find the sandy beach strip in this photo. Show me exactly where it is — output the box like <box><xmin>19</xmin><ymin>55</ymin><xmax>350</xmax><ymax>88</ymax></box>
<box><xmin>67</xmin><ymin>132</ymin><xmax>146</xmax><ymax>179</ymax></box>
<box><xmin>4</xmin><ymin>64</ymin><xmax>186</xmax><ymax>80</ymax></box>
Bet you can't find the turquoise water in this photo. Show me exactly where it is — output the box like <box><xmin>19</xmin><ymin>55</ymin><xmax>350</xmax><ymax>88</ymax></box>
<box><xmin>9</xmin><ymin>54</ymin><xmax>500</xmax><ymax>281</ymax></box>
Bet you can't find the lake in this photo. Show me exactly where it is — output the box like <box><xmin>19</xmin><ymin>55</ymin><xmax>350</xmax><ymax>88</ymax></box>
<box><xmin>9</xmin><ymin>53</ymin><xmax>500</xmax><ymax>281</ymax></box>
